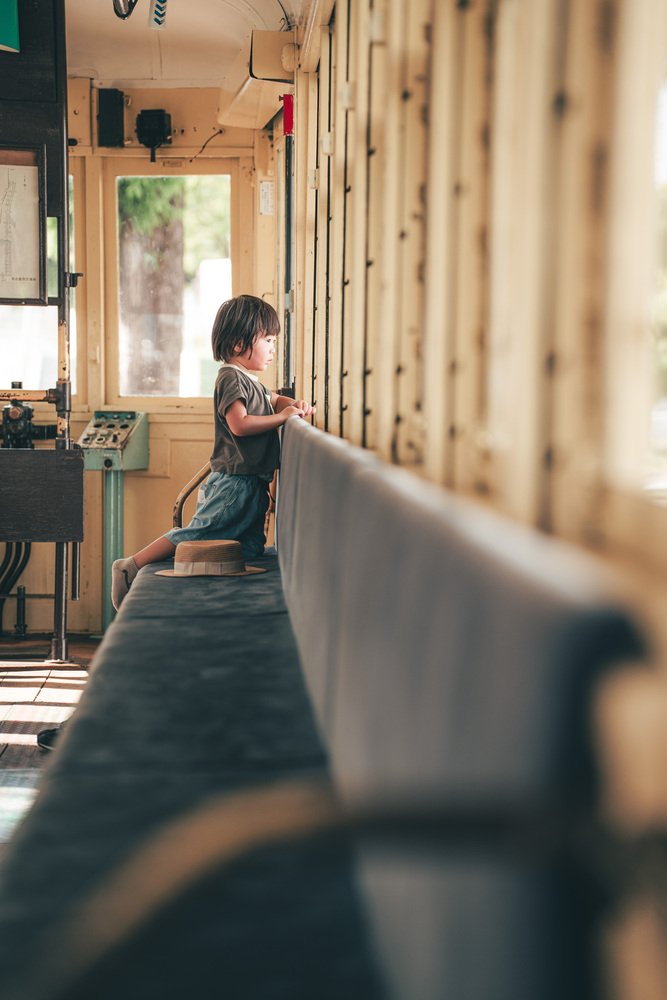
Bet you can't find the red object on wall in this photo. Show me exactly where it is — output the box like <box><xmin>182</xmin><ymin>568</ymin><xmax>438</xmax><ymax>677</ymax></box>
<box><xmin>281</xmin><ymin>94</ymin><xmax>294</xmax><ymax>136</ymax></box>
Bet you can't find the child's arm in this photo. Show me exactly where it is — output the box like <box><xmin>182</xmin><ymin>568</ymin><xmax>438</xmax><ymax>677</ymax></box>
<box><xmin>272</xmin><ymin>393</ymin><xmax>316</xmax><ymax>417</ymax></box>
<box><xmin>225</xmin><ymin>398</ymin><xmax>307</xmax><ymax>437</ymax></box>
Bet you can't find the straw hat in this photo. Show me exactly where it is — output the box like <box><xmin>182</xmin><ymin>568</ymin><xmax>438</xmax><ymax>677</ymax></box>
<box><xmin>155</xmin><ymin>539</ymin><xmax>266</xmax><ymax>578</ymax></box>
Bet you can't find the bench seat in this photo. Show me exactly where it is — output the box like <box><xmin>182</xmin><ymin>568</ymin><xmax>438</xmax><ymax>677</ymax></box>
<box><xmin>0</xmin><ymin>548</ymin><xmax>385</xmax><ymax>1000</ymax></box>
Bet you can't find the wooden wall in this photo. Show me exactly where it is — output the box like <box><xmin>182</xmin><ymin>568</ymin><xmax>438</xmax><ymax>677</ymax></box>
<box><xmin>287</xmin><ymin>3</ymin><xmax>667</xmax><ymax>993</ymax></box>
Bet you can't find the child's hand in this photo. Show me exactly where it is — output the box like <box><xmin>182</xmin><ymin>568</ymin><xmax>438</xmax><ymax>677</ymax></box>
<box><xmin>280</xmin><ymin>402</ymin><xmax>308</xmax><ymax>421</ymax></box>
<box><xmin>293</xmin><ymin>400</ymin><xmax>316</xmax><ymax>417</ymax></box>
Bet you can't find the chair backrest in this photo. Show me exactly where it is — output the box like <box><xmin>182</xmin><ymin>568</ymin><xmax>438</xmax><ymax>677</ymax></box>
<box><xmin>171</xmin><ymin>462</ymin><xmax>210</xmax><ymax>528</ymax></box>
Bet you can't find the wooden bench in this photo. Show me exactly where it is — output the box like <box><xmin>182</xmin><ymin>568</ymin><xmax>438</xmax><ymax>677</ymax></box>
<box><xmin>0</xmin><ymin>417</ymin><xmax>647</xmax><ymax>1000</ymax></box>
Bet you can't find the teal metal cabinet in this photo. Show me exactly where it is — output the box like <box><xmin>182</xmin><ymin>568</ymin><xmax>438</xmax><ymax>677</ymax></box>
<box><xmin>78</xmin><ymin>412</ymin><xmax>149</xmax><ymax>628</ymax></box>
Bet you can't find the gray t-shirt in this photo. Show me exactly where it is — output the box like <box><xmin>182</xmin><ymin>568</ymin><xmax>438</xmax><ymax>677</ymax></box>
<box><xmin>209</xmin><ymin>365</ymin><xmax>280</xmax><ymax>477</ymax></box>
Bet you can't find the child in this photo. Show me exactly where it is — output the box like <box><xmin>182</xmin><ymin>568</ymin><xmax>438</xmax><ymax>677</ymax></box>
<box><xmin>111</xmin><ymin>294</ymin><xmax>314</xmax><ymax>610</ymax></box>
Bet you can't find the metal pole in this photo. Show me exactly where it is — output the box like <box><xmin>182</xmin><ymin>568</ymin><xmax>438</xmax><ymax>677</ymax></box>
<box><xmin>282</xmin><ymin>95</ymin><xmax>295</xmax><ymax>394</ymax></box>
<box><xmin>15</xmin><ymin>585</ymin><xmax>26</xmax><ymax>638</ymax></box>
<box><xmin>284</xmin><ymin>133</ymin><xmax>294</xmax><ymax>391</ymax></box>
<box><xmin>50</xmin><ymin>0</ymin><xmax>73</xmax><ymax>661</ymax></box>
<box><xmin>50</xmin><ymin>542</ymin><xmax>68</xmax><ymax>660</ymax></box>
<box><xmin>103</xmin><ymin>470</ymin><xmax>124</xmax><ymax>630</ymax></box>
<box><xmin>71</xmin><ymin>541</ymin><xmax>81</xmax><ymax>601</ymax></box>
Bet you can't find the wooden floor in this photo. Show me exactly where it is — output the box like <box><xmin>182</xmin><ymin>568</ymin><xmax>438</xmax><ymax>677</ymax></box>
<box><xmin>0</xmin><ymin>634</ymin><xmax>100</xmax><ymax>860</ymax></box>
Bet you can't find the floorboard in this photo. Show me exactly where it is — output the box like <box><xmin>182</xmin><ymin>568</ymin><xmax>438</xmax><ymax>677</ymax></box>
<box><xmin>0</xmin><ymin>634</ymin><xmax>101</xmax><ymax>848</ymax></box>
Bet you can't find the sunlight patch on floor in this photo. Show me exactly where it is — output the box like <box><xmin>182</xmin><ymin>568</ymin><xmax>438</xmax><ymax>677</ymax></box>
<box><xmin>0</xmin><ymin>771</ymin><xmax>41</xmax><ymax>842</ymax></box>
<box><xmin>35</xmin><ymin>686</ymin><xmax>85</xmax><ymax>705</ymax></box>
<box><xmin>0</xmin><ymin>686</ymin><xmax>44</xmax><ymax>704</ymax></box>
<box><xmin>0</xmin><ymin>705</ymin><xmax>74</xmax><ymax>744</ymax></box>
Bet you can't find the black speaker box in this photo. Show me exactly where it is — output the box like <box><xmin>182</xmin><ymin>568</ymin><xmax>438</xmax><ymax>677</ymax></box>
<box><xmin>97</xmin><ymin>88</ymin><xmax>125</xmax><ymax>148</ymax></box>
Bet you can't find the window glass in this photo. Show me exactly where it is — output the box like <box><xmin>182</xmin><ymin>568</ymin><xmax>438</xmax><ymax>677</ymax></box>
<box><xmin>648</xmin><ymin>83</ymin><xmax>667</xmax><ymax>501</ymax></box>
<box><xmin>0</xmin><ymin>178</ymin><xmax>75</xmax><ymax>392</ymax></box>
<box><xmin>0</xmin><ymin>303</ymin><xmax>59</xmax><ymax>389</ymax></box>
<box><xmin>117</xmin><ymin>174</ymin><xmax>231</xmax><ymax>397</ymax></box>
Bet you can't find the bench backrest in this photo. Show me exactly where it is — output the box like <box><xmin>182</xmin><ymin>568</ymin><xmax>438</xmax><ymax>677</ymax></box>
<box><xmin>277</xmin><ymin>417</ymin><xmax>646</xmax><ymax>1000</ymax></box>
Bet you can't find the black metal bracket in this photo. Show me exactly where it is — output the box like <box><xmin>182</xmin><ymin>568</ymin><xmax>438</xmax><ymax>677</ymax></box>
<box><xmin>45</xmin><ymin>381</ymin><xmax>72</xmax><ymax>414</ymax></box>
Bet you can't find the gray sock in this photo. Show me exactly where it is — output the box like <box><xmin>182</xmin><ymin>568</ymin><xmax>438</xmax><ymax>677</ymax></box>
<box><xmin>111</xmin><ymin>556</ymin><xmax>138</xmax><ymax>610</ymax></box>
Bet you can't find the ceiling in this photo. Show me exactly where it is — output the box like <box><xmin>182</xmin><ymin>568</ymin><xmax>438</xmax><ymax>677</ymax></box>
<box><xmin>64</xmin><ymin>0</ymin><xmax>306</xmax><ymax>89</ymax></box>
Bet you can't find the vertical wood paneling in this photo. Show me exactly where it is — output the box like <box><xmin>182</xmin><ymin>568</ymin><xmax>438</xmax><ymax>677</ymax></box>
<box><xmin>373</xmin><ymin>0</ymin><xmax>405</xmax><ymax>461</ymax></box>
<box><xmin>285</xmin><ymin>16</ymin><xmax>667</xmax><ymax>994</ymax></box>
<box><xmin>80</xmin><ymin>156</ymin><xmax>105</xmax><ymax>412</ymax></box>
<box><xmin>294</xmin><ymin>69</ymin><xmax>317</xmax><ymax>405</ymax></box>
<box><xmin>341</xmin><ymin>0</ymin><xmax>372</xmax><ymax>446</ymax></box>
<box><xmin>393</xmin><ymin>0</ymin><xmax>430</xmax><ymax>469</ymax></box>
<box><xmin>313</xmin><ymin>26</ymin><xmax>334</xmax><ymax>430</ymax></box>
<box><xmin>254</xmin><ymin>129</ymin><xmax>277</xmax><ymax>307</ymax></box>
<box><xmin>550</xmin><ymin>0</ymin><xmax>621</xmax><ymax>544</ymax></box>
<box><xmin>486</xmin><ymin>0</ymin><xmax>561</xmax><ymax>525</ymax></box>
<box><xmin>422</xmin><ymin>0</ymin><xmax>459</xmax><ymax>485</ymax></box>
<box><xmin>289</xmin><ymin>0</ymin><xmax>667</xmax><ymax>584</ymax></box>
<box><xmin>328</xmin><ymin>0</ymin><xmax>348</xmax><ymax>436</ymax></box>
<box><xmin>237</xmin><ymin>156</ymin><xmax>255</xmax><ymax>294</ymax></box>
<box><xmin>306</xmin><ymin>71</ymin><xmax>321</xmax><ymax>410</ymax></box>
<box><xmin>451</xmin><ymin>2</ymin><xmax>495</xmax><ymax>495</ymax></box>
<box><xmin>363</xmin><ymin>0</ymin><xmax>389</xmax><ymax>453</ymax></box>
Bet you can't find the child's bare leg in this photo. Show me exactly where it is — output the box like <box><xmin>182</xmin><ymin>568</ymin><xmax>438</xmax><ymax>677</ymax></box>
<box><xmin>134</xmin><ymin>536</ymin><xmax>176</xmax><ymax>568</ymax></box>
<box><xmin>112</xmin><ymin>536</ymin><xmax>176</xmax><ymax>610</ymax></box>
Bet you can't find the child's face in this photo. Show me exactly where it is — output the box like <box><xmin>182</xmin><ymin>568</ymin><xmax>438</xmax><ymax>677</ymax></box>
<box><xmin>233</xmin><ymin>330</ymin><xmax>276</xmax><ymax>372</ymax></box>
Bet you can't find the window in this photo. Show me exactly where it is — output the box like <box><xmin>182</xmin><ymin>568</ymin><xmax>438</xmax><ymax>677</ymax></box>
<box><xmin>603</xmin><ymin>6</ymin><xmax>667</xmax><ymax>507</ymax></box>
<box><xmin>647</xmin><ymin>82</ymin><xmax>667</xmax><ymax>502</ymax></box>
<box><xmin>0</xmin><ymin>178</ymin><xmax>76</xmax><ymax>392</ymax></box>
<box><xmin>115</xmin><ymin>172</ymin><xmax>231</xmax><ymax>398</ymax></box>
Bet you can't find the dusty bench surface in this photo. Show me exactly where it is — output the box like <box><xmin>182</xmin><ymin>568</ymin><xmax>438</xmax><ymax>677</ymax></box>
<box><xmin>0</xmin><ymin>548</ymin><xmax>385</xmax><ymax>1000</ymax></box>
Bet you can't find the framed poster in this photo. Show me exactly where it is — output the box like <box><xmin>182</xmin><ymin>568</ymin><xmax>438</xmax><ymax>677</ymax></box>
<box><xmin>0</xmin><ymin>146</ymin><xmax>47</xmax><ymax>305</ymax></box>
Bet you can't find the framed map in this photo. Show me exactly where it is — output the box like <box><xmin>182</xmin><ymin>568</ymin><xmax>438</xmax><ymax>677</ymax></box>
<box><xmin>0</xmin><ymin>146</ymin><xmax>47</xmax><ymax>304</ymax></box>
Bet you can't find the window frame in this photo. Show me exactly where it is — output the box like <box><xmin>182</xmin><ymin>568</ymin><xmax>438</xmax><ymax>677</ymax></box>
<box><xmin>67</xmin><ymin>159</ymin><xmax>85</xmax><ymax>404</ymax></box>
<box><xmin>102</xmin><ymin>155</ymin><xmax>242</xmax><ymax>414</ymax></box>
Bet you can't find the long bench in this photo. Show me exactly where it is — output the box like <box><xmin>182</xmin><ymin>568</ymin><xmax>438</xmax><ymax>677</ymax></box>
<box><xmin>0</xmin><ymin>417</ymin><xmax>647</xmax><ymax>1000</ymax></box>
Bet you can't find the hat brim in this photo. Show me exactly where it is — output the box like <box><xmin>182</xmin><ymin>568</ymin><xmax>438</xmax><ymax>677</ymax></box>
<box><xmin>154</xmin><ymin>566</ymin><xmax>266</xmax><ymax>578</ymax></box>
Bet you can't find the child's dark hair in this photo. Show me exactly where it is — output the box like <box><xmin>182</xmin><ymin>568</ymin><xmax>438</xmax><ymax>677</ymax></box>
<box><xmin>211</xmin><ymin>295</ymin><xmax>280</xmax><ymax>362</ymax></box>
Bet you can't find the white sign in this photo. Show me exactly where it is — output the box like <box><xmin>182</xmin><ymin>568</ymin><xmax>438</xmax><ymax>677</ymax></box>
<box><xmin>0</xmin><ymin>164</ymin><xmax>40</xmax><ymax>300</ymax></box>
<box><xmin>260</xmin><ymin>180</ymin><xmax>275</xmax><ymax>216</ymax></box>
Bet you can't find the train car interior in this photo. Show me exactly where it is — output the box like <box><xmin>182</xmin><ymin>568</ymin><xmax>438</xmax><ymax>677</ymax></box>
<box><xmin>1</xmin><ymin>0</ymin><xmax>667</xmax><ymax>998</ymax></box>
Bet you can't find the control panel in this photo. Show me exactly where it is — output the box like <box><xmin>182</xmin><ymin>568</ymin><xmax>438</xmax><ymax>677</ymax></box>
<box><xmin>77</xmin><ymin>411</ymin><xmax>149</xmax><ymax>471</ymax></box>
